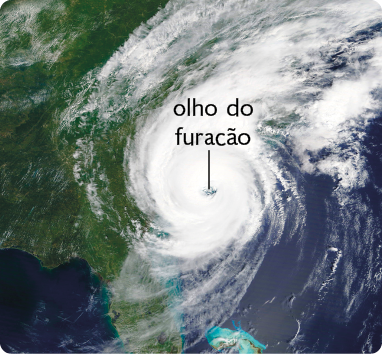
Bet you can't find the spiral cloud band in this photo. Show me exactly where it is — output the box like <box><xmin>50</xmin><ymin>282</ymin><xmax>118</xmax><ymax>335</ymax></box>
<box><xmin>128</xmin><ymin>93</ymin><xmax>275</xmax><ymax>260</ymax></box>
<box><xmin>59</xmin><ymin>0</ymin><xmax>382</xmax><ymax>349</ymax></box>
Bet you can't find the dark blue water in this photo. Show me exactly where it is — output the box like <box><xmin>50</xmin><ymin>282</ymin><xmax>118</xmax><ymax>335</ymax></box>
<box><xmin>185</xmin><ymin>118</ymin><xmax>382</xmax><ymax>354</ymax></box>
<box><xmin>0</xmin><ymin>249</ymin><xmax>121</xmax><ymax>353</ymax></box>
<box><xmin>296</xmin><ymin>117</ymin><xmax>382</xmax><ymax>354</ymax></box>
<box><xmin>1</xmin><ymin>129</ymin><xmax>381</xmax><ymax>354</ymax></box>
<box><xmin>185</xmin><ymin>172</ymin><xmax>336</xmax><ymax>354</ymax></box>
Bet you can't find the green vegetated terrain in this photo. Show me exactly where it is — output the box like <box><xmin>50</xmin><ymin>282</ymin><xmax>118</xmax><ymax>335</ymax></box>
<box><xmin>0</xmin><ymin>0</ymin><xmax>182</xmax><ymax>351</ymax></box>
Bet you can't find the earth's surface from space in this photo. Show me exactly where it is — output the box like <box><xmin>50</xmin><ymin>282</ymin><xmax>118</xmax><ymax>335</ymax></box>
<box><xmin>1</xmin><ymin>0</ymin><xmax>382</xmax><ymax>352</ymax></box>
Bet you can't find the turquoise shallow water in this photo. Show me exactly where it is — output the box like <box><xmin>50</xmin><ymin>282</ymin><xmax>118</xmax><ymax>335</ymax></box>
<box><xmin>206</xmin><ymin>322</ymin><xmax>266</xmax><ymax>353</ymax></box>
<box><xmin>2</xmin><ymin>0</ymin><xmax>382</xmax><ymax>351</ymax></box>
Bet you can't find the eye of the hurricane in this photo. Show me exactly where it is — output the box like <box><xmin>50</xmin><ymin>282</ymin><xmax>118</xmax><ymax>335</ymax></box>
<box><xmin>202</xmin><ymin>187</ymin><xmax>217</xmax><ymax>197</ymax></box>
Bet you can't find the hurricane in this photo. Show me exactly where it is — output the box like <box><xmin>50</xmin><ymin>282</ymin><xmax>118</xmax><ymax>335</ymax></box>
<box><xmin>2</xmin><ymin>0</ymin><xmax>382</xmax><ymax>351</ymax></box>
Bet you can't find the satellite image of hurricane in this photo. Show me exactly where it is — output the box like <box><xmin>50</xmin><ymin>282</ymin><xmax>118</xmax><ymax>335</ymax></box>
<box><xmin>1</xmin><ymin>0</ymin><xmax>382</xmax><ymax>352</ymax></box>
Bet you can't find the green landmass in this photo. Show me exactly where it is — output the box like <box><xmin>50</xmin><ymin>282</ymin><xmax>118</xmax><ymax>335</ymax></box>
<box><xmin>109</xmin><ymin>253</ymin><xmax>182</xmax><ymax>352</ymax></box>
<box><xmin>0</xmin><ymin>0</ymin><xmax>168</xmax><ymax>280</ymax></box>
<box><xmin>0</xmin><ymin>0</ymin><xmax>182</xmax><ymax>351</ymax></box>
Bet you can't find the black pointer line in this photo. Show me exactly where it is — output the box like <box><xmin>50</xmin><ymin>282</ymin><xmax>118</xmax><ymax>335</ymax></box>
<box><xmin>208</xmin><ymin>150</ymin><xmax>210</xmax><ymax>190</ymax></box>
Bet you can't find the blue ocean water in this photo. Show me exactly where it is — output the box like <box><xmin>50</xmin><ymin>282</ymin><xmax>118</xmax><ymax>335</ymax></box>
<box><xmin>2</xmin><ymin>0</ymin><xmax>382</xmax><ymax>352</ymax></box>
<box><xmin>187</xmin><ymin>118</ymin><xmax>382</xmax><ymax>354</ymax></box>
<box><xmin>0</xmin><ymin>249</ymin><xmax>121</xmax><ymax>353</ymax></box>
